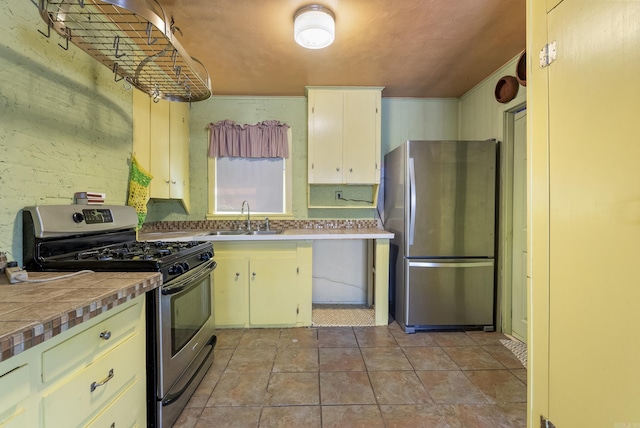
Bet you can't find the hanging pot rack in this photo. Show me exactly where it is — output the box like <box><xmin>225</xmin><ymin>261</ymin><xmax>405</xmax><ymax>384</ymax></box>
<box><xmin>31</xmin><ymin>0</ymin><xmax>212</xmax><ymax>102</ymax></box>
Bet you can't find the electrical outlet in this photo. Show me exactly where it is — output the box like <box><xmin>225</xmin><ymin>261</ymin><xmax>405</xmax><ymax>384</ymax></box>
<box><xmin>335</xmin><ymin>191</ymin><xmax>343</xmax><ymax>200</ymax></box>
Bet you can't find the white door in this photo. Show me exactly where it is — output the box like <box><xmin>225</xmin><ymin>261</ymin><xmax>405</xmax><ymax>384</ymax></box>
<box><xmin>543</xmin><ymin>1</ymin><xmax>640</xmax><ymax>426</ymax></box>
<box><xmin>510</xmin><ymin>109</ymin><xmax>527</xmax><ymax>343</ymax></box>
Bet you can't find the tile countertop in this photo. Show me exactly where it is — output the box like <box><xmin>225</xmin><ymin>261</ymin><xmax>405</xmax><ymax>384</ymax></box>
<box><xmin>139</xmin><ymin>227</ymin><xmax>394</xmax><ymax>242</ymax></box>
<box><xmin>0</xmin><ymin>271</ymin><xmax>162</xmax><ymax>362</ymax></box>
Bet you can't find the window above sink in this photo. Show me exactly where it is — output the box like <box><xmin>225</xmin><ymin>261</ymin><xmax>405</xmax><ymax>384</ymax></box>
<box><xmin>207</xmin><ymin>128</ymin><xmax>293</xmax><ymax>219</ymax></box>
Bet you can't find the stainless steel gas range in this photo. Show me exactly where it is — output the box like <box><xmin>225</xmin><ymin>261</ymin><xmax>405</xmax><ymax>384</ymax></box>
<box><xmin>22</xmin><ymin>205</ymin><xmax>216</xmax><ymax>428</ymax></box>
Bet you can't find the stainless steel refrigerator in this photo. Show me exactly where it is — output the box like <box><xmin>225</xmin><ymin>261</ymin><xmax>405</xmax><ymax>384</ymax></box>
<box><xmin>384</xmin><ymin>140</ymin><xmax>497</xmax><ymax>333</ymax></box>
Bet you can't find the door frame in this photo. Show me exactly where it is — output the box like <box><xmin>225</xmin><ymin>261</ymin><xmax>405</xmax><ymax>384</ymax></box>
<box><xmin>499</xmin><ymin>102</ymin><xmax>527</xmax><ymax>336</ymax></box>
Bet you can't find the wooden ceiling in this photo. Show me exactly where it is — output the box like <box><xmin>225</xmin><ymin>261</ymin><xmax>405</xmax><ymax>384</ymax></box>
<box><xmin>156</xmin><ymin>0</ymin><xmax>526</xmax><ymax>98</ymax></box>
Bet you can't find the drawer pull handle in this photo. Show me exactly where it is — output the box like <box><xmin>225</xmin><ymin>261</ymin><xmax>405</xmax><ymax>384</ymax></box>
<box><xmin>100</xmin><ymin>331</ymin><xmax>112</xmax><ymax>340</ymax></box>
<box><xmin>235</xmin><ymin>272</ymin><xmax>240</xmax><ymax>277</ymax></box>
<box><xmin>90</xmin><ymin>369</ymin><xmax>114</xmax><ymax>392</ymax></box>
<box><xmin>110</xmin><ymin>424</ymin><xmax>115</xmax><ymax>428</ymax></box>
<box><xmin>252</xmin><ymin>272</ymin><xmax>256</xmax><ymax>277</ymax></box>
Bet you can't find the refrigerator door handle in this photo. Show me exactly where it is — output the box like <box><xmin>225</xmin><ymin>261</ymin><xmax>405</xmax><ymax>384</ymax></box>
<box><xmin>409</xmin><ymin>157</ymin><xmax>416</xmax><ymax>246</ymax></box>
<box><xmin>409</xmin><ymin>261</ymin><xmax>494</xmax><ymax>268</ymax></box>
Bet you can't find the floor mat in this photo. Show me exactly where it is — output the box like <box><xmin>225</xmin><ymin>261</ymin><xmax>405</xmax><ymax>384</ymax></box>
<box><xmin>500</xmin><ymin>338</ymin><xmax>527</xmax><ymax>368</ymax></box>
<box><xmin>312</xmin><ymin>304</ymin><xmax>375</xmax><ymax>327</ymax></box>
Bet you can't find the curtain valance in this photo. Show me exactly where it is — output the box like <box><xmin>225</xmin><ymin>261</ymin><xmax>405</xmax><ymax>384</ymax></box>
<box><xmin>208</xmin><ymin>120</ymin><xmax>290</xmax><ymax>158</ymax></box>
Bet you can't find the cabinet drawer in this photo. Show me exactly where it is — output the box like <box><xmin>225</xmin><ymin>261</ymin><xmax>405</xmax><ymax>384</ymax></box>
<box><xmin>42</xmin><ymin>301</ymin><xmax>142</xmax><ymax>383</ymax></box>
<box><xmin>86</xmin><ymin>377</ymin><xmax>146</xmax><ymax>428</ymax></box>
<box><xmin>0</xmin><ymin>364</ymin><xmax>30</xmax><ymax>416</ymax></box>
<box><xmin>42</xmin><ymin>333</ymin><xmax>143</xmax><ymax>428</ymax></box>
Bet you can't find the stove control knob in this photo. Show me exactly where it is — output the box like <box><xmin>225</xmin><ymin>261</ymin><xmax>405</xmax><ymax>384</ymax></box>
<box><xmin>169</xmin><ymin>264</ymin><xmax>185</xmax><ymax>275</ymax></box>
<box><xmin>181</xmin><ymin>262</ymin><xmax>190</xmax><ymax>272</ymax></box>
<box><xmin>199</xmin><ymin>252</ymin><xmax>213</xmax><ymax>261</ymax></box>
<box><xmin>72</xmin><ymin>212</ymin><xmax>84</xmax><ymax>223</ymax></box>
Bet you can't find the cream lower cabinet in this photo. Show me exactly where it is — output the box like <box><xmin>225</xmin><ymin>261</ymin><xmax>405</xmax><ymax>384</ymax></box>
<box><xmin>0</xmin><ymin>362</ymin><xmax>30</xmax><ymax>427</ymax></box>
<box><xmin>213</xmin><ymin>241</ymin><xmax>312</xmax><ymax>328</ymax></box>
<box><xmin>212</xmin><ymin>257</ymin><xmax>249</xmax><ymax>327</ymax></box>
<box><xmin>0</xmin><ymin>296</ymin><xmax>146</xmax><ymax>428</ymax></box>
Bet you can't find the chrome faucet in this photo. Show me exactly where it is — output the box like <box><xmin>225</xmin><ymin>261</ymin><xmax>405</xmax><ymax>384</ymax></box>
<box><xmin>241</xmin><ymin>200</ymin><xmax>251</xmax><ymax>231</ymax></box>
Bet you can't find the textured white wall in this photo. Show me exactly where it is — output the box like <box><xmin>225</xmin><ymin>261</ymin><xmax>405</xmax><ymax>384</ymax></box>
<box><xmin>312</xmin><ymin>240</ymin><xmax>369</xmax><ymax>304</ymax></box>
<box><xmin>381</xmin><ymin>97</ymin><xmax>460</xmax><ymax>155</ymax></box>
<box><xmin>0</xmin><ymin>0</ymin><xmax>133</xmax><ymax>263</ymax></box>
<box><xmin>458</xmin><ymin>55</ymin><xmax>525</xmax><ymax>141</ymax></box>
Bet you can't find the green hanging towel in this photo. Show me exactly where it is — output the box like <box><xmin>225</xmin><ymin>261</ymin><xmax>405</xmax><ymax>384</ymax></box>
<box><xmin>127</xmin><ymin>156</ymin><xmax>153</xmax><ymax>230</ymax></box>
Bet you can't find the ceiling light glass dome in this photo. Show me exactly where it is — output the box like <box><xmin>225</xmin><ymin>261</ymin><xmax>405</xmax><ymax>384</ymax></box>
<box><xmin>294</xmin><ymin>5</ymin><xmax>335</xmax><ymax>49</ymax></box>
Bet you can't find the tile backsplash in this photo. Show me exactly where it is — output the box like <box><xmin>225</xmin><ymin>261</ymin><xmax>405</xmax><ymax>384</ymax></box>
<box><xmin>141</xmin><ymin>219</ymin><xmax>378</xmax><ymax>233</ymax></box>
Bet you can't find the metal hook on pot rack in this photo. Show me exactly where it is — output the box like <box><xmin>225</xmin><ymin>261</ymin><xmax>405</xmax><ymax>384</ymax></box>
<box><xmin>170</xmin><ymin>48</ymin><xmax>182</xmax><ymax>82</ymax></box>
<box><xmin>37</xmin><ymin>21</ymin><xmax>51</xmax><ymax>39</ymax></box>
<box><xmin>31</xmin><ymin>0</ymin><xmax>50</xmax><ymax>37</ymax></box>
<box><xmin>145</xmin><ymin>22</ymin><xmax>157</xmax><ymax>46</ymax></box>
<box><xmin>113</xmin><ymin>35</ymin><xmax>126</xmax><ymax>59</ymax></box>
<box><xmin>151</xmin><ymin>85</ymin><xmax>161</xmax><ymax>103</ymax></box>
<box><xmin>112</xmin><ymin>62</ymin><xmax>125</xmax><ymax>82</ymax></box>
<box><xmin>58</xmin><ymin>27</ymin><xmax>70</xmax><ymax>51</ymax></box>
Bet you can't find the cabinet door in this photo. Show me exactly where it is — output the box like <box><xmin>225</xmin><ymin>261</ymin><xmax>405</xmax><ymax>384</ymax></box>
<box><xmin>0</xmin><ymin>364</ymin><xmax>29</xmax><ymax>427</ymax></box>
<box><xmin>308</xmin><ymin>90</ymin><xmax>344</xmax><ymax>183</ymax></box>
<box><xmin>213</xmin><ymin>258</ymin><xmax>249</xmax><ymax>327</ymax></box>
<box><xmin>149</xmin><ymin>99</ymin><xmax>171</xmax><ymax>199</ymax></box>
<box><xmin>249</xmin><ymin>256</ymin><xmax>298</xmax><ymax>326</ymax></box>
<box><xmin>132</xmin><ymin>90</ymin><xmax>151</xmax><ymax>171</ymax></box>
<box><xmin>169</xmin><ymin>102</ymin><xmax>189</xmax><ymax>202</ymax></box>
<box><xmin>344</xmin><ymin>90</ymin><xmax>380</xmax><ymax>184</ymax></box>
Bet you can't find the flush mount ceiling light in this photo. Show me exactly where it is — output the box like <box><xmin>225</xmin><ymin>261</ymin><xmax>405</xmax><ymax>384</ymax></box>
<box><xmin>294</xmin><ymin>5</ymin><xmax>335</xmax><ymax>49</ymax></box>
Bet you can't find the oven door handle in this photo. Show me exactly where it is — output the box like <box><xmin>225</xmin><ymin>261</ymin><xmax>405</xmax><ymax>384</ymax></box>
<box><xmin>161</xmin><ymin>259</ymin><xmax>217</xmax><ymax>296</ymax></box>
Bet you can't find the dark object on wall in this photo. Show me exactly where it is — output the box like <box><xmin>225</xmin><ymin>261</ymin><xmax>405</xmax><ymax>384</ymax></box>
<box><xmin>516</xmin><ymin>50</ymin><xmax>527</xmax><ymax>86</ymax></box>
<box><xmin>494</xmin><ymin>76</ymin><xmax>519</xmax><ymax>103</ymax></box>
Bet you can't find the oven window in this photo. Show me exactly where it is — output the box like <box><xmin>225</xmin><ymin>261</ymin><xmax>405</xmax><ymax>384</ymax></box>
<box><xmin>170</xmin><ymin>274</ymin><xmax>212</xmax><ymax>356</ymax></box>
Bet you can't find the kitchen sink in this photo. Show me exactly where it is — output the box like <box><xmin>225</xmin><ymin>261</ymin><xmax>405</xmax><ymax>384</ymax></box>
<box><xmin>248</xmin><ymin>230</ymin><xmax>283</xmax><ymax>235</ymax></box>
<box><xmin>206</xmin><ymin>229</ymin><xmax>284</xmax><ymax>236</ymax></box>
<box><xmin>207</xmin><ymin>230</ymin><xmax>248</xmax><ymax>236</ymax></box>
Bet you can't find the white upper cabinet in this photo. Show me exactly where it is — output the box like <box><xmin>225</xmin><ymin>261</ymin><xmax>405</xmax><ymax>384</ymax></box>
<box><xmin>133</xmin><ymin>91</ymin><xmax>191</xmax><ymax>212</ymax></box>
<box><xmin>307</xmin><ymin>87</ymin><xmax>382</xmax><ymax>184</ymax></box>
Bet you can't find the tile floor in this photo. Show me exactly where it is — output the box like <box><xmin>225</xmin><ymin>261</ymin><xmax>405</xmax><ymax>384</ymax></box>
<box><xmin>173</xmin><ymin>322</ymin><xmax>527</xmax><ymax>427</ymax></box>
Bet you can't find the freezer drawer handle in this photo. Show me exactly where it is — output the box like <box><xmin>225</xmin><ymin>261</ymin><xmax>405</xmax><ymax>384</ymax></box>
<box><xmin>410</xmin><ymin>261</ymin><xmax>494</xmax><ymax>268</ymax></box>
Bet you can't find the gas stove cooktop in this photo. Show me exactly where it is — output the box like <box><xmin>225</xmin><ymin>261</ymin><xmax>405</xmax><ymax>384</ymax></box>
<box><xmin>41</xmin><ymin>239</ymin><xmax>214</xmax><ymax>283</ymax></box>
<box><xmin>71</xmin><ymin>240</ymin><xmax>206</xmax><ymax>262</ymax></box>
<box><xmin>22</xmin><ymin>205</ymin><xmax>214</xmax><ymax>283</ymax></box>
